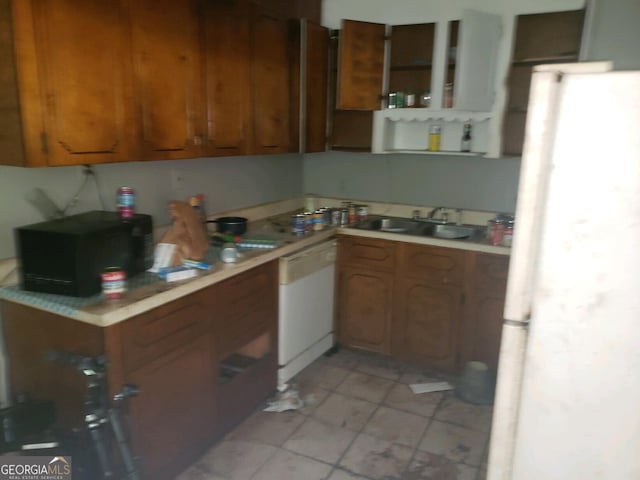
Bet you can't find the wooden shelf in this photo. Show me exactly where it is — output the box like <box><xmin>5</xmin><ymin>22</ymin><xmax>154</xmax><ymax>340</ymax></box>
<box><xmin>379</xmin><ymin>109</ymin><xmax>492</xmax><ymax>123</ymax></box>
<box><xmin>379</xmin><ymin>149</ymin><xmax>484</xmax><ymax>156</ymax></box>
<box><xmin>512</xmin><ymin>55</ymin><xmax>578</xmax><ymax>66</ymax></box>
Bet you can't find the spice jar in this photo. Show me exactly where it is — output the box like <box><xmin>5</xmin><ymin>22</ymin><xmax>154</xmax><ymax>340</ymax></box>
<box><xmin>491</xmin><ymin>218</ymin><xmax>505</xmax><ymax>246</ymax></box>
<box><xmin>502</xmin><ymin>220</ymin><xmax>514</xmax><ymax>247</ymax></box>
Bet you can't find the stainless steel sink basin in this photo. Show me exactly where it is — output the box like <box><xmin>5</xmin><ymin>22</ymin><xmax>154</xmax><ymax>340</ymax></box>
<box><xmin>353</xmin><ymin>216</ymin><xmax>481</xmax><ymax>240</ymax></box>
<box><xmin>353</xmin><ymin>217</ymin><xmax>423</xmax><ymax>234</ymax></box>
<box><xmin>419</xmin><ymin>223</ymin><xmax>477</xmax><ymax>239</ymax></box>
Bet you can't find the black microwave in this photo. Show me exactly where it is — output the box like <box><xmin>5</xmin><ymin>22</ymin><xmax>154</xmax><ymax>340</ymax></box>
<box><xmin>15</xmin><ymin>211</ymin><xmax>153</xmax><ymax>297</ymax></box>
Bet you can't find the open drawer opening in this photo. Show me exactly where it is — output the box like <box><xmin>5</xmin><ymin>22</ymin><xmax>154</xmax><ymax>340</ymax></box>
<box><xmin>219</xmin><ymin>332</ymin><xmax>271</xmax><ymax>383</ymax></box>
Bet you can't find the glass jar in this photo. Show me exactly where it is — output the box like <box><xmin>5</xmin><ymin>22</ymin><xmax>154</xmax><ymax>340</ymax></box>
<box><xmin>502</xmin><ymin>221</ymin><xmax>514</xmax><ymax>247</ymax></box>
<box><xmin>419</xmin><ymin>91</ymin><xmax>431</xmax><ymax>108</ymax></box>
<box><xmin>443</xmin><ymin>83</ymin><xmax>454</xmax><ymax>108</ymax></box>
<box><xmin>491</xmin><ymin>219</ymin><xmax>505</xmax><ymax>246</ymax></box>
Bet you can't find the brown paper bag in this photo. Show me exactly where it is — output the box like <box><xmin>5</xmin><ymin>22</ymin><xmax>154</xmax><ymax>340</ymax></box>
<box><xmin>160</xmin><ymin>200</ymin><xmax>209</xmax><ymax>265</ymax></box>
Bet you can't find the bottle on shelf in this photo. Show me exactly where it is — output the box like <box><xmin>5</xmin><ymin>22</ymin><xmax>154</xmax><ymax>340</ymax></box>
<box><xmin>428</xmin><ymin>125</ymin><xmax>441</xmax><ymax>152</ymax></box>
<box><xmin>461</xmin><ymin>124</ymin><xmax>472</xmax><ymax>152</ymax></box>
<box><xmin>443</xmin><ymin>83</ymin><xmax>454</xmax><ymax>108</ymax></box>
<box><xmin>419</xmin><ymin>91</ymin><xmax>431</xmax><ymax>108</ymax></box>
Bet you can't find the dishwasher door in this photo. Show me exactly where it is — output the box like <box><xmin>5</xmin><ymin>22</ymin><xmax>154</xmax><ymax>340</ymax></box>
<box><xmin>278</xmin><ymin>239</ymin><xmax>336</xmax><ymax>383</ymax></box>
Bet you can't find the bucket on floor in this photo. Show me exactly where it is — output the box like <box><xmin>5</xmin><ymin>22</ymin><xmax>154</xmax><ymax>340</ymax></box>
<box><xmin>455</xmin><ymin>361</ymin><xmax>495</xmax><ymax>405</ymax></box>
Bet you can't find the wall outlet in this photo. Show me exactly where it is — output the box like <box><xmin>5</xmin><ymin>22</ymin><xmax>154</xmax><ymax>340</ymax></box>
<box><xmin>171</xmin><ymin>168</ymin><xmax>184</xmax><ymax>194</ymax></box>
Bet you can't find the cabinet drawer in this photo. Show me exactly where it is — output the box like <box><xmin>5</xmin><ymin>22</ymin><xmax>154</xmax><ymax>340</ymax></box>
<box><xmin>471</xmin><ymin>253</ymin><xmax>510</xmax><ymax>295</ymax></box>
<box><xmin>338</xmin><ymin>236</ymin><xmax>396</xmax><ymax>271</ymax></box>
<box><xmin>400</xmin><ymin>243</ymin><xmax>465</xmax><ymax>286</ymax></box>
<box><xmin>214</xmin><ymin>262</ymin><xmax>276</xmax><ymax>357</ymax></box>
<box><xmin>121</xmin><ymin>299</ymin><xmax>209</xmax><ymax>373</ymax></box>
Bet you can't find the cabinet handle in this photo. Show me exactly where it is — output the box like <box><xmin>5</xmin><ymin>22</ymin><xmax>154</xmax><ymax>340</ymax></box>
<box><xmin>193</xmin><ymin>135</ymin><xmax>203</xmax><ymax>146</ymax></box>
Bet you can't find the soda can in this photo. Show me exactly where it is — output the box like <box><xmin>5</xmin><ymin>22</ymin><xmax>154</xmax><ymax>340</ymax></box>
<box><xmin>304</xmin><ymin>212</ymin><xmax>314</xmax><ymax>233</ymax></box>
<box><xmin>117</xmin><ymin>186</ymin><xmax>135</xmax><ymax>219</ymax></box>
<box><xmin>101</xmin><ymin>267</ymin><xmax>126</xmax><ymax>300</ymax></box>
<box><xmin>356</xmin><ymin>205</ymin><xmax>368</xmax><ymax>222</ymax></box>
<box><xmin>331</xmin><ymin>209</ymin><xmax>341</xmax><ymax>226</ymax></box>
<box><xmin>340</xmin><ymin>208</ymin><xmax>349</xmax><ymax>226</ymax></box>
<box><xmin>291</xmin><ymin>214</ymin><xmax>306</xmax><ymax>235</ymax></box>
<box><xmin>313</xmin><ymin>210</ymin><xmax>324</xmax><ymax>231</ymax></box>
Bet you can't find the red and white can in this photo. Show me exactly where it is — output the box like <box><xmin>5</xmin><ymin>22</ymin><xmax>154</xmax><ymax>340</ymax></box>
<box><xmin>101</xmin><ymin>267</ymin><xmax>127</xmax><ymax>300</ymax></box>
<box><xmin>117</xmin><ymin>186</ymin><xmax>135</xmax><ymax>219</ymax></box>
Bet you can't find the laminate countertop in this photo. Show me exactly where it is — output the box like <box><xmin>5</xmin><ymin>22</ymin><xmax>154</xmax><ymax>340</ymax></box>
<box><xmin>0</xmin><ymin>214</ymin><xmax>509</xmax><ymax>327</ymax></box>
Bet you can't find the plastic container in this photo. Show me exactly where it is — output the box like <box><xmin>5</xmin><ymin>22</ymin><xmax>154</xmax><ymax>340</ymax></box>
<box><xmin>428</xmin><ymin>125</ymin><xmax>441</xmax><ymax>152</ymax></box>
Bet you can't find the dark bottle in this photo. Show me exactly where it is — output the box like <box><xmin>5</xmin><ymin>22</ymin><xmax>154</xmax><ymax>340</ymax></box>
<box><xmin>461</xmin><ymin>123</ymin><xmax>472</xmax><ymax>152</ymax></box>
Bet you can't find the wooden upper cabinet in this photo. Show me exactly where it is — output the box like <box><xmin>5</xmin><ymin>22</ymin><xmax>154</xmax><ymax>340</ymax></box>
<box><xmin>129</xmin><ymin>0</ymin><xmax>204</xmax><ymax>159</ymax></box>
<box><xmin>302</xmin><ymin>20</ymin><xmax>329</xmax><ymax>152</ymax></box>
<box><xmin>502</xmin><ymin>9</ymin><xmax>585</xmax><ymax>156</ymax></box>
<box><xmin>6</xmin><ymin>0</ymin><xmax>136</xmax><ymax>166</ymax></box>
<box><xmin>337</xmin><ymin>20</ymin><xmax>385</xmax><ymax>110</ymax></box>
<box><xmin>249</xmin><ymin>4</ymin><xmax>293</xmax><ymax>154</ymax></box>
<box><xmin>203</xmin><ymin>0</ymin><xmax>251</xmax><ymax>156</ymax></box>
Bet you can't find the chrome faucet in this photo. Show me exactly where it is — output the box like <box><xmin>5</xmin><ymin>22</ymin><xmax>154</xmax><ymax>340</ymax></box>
<box><xmin>427</xmin><ymin>207</ymin><xmax>448</xmax><ymax>224</ymax></box>
<box><xmin>412</xmin><ymin>207</ymin><xmax>449</xmax><ymax>224</ymax></box>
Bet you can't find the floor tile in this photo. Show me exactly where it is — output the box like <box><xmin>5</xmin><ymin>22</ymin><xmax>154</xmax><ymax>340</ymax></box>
<box><xmin>407</xmin><ymin>450</ymin><xmax>478</xmax><ymax>480</ymax></box>
<box><xmin>312</xmin><ymin>391</ymin><xmax>378</xmax><ymax>432</ymax></box>
<box><xmin>335</xmin><ymin>371</ymin><xmax>395</xmax><ymax>403</ymax></box>
<box><xmin>283</xmin><ymin>416</ymin><xmax>357</xmax><ymax>464</ymax></box>
<box><xmin>295</xmin><ymin>362</ymin><xmax>352</xmax><ymax>390</ymax></box>
<box><xmin>322</xmin><ymin>348</ymin><xmax>362</xmax><ymax>370</ymax></box>
<box><xmin>477</xmin><ymin>462</ymin><xmax>488</xmax><ymax>480</ymax></box>
<box><xmin>362</xmin><ymin>405</ymin><xmax>429</xmax><ymax>448</ymax></box>
<box><xmin>175</xmin><ymin>465</ymin><xmax>227</xmax><ymax>480</ymax></box>
<box><xmin>354</xmin><ymin>355</ymin><xmax>405</xmax><ymax>381</ymax></box>
<box><xmin>195</xmin><ymin>439</ymin><xmax>276</xmax><ymax>480</ymax></box>
<box><xmin>397</xmin><ymin>370</ymin><xmax>444</xmax><ymax>385</ymax></box>
<box><xmin>251</xmin><ymin>449</ymin><xmax>332</xmax><ymax>480</ymax></box>
<box><xmin>418</xmin><ymin>420</ymin><xmax>488</xmax><ymax>467</ymax></box>
<box><xmin>225</xmin><ymin>410</ymin><xmax>305</xmax><ymax>447</ymax></box>
<box><xmin>339</xmin><ymin>432</ymin><xmax>413</xmax><ymax>480</ymax></box>
<box><xmin>383</xmin><ymin>382</ymin><xmax>443</xmax><ymax>418</ymax></box>
<box><xmin>296</xmin><ymin>385</ymin><xmax>331</xmax><ymax>416</ymax></box>
<box><xmin>434</xmin><ymin>395</ymin><xmax>493</xmax><ymax>433</ymax></box>
<box><xmin>326</xmin><ymin>468</ymin><xmax>368</xmax><ymax>480</ymax></box>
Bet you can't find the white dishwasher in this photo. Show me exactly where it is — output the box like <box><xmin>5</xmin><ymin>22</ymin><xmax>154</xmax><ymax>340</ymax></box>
<box><xmin>278</xmin><ymin>239</ymin><xmax>336</xmax><ymax>385</ymax></box>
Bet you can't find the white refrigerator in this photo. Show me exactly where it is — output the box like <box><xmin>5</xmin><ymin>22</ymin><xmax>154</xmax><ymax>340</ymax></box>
<box><xmin>488</xmin><ymin>63</ymin><xmax>640</xmax><ymax>480</ymax></box>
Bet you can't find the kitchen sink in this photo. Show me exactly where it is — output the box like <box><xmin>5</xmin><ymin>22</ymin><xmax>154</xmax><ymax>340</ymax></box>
<box><xmin>353</xmin><ymin>216</ymin><xmax>482</xmax><ymax>240</ymax></box>
<box><xmin>420</xmin><ymin>223</ymin><xmax>477</xmax><ymax>239</ymax></box>
<box><xmin>354</xmin><ymin>217</ymin><xmax>423</xmax><ymax>234</ymax></box>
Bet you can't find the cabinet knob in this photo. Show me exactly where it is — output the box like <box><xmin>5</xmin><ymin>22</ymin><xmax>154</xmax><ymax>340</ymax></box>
<box><xmin>193</xmin><ymin>135</ymin><xmax>203</xmax><ymax>146</ymax></box>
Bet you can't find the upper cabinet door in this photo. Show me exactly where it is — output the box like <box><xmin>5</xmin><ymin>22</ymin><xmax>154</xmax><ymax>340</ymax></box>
<box><xmin>303</xmin><ymin>21</ymin><xmax>330</xmax><ymax>152</ymax></box>
<box><xmin>337</xmin><ymin>20</ymin><xmax>386</xmax><ymax>110</ymax></box>
<box><xmin>454</xmin><ymin>10</ymin><xmax>502</xmax><ymax>112</ymax></box>
<box><xmin>129</xmin><ymin>0</ymin><xmax>204</xmax><ymax>159</ymax></box>
<box><xmin>203</xmin><ymin>1</ymin><xmax>251</xmax><ymax>156</ymax></box>
<box><xmin>249</xmin><ymin>5</ymin><xmax>292</xmax><ymax>154</ymax></box>
<box><xmin>22</xmin><ymin>0</ymin><xmax>136</xmax><ymax>166</ymax></box>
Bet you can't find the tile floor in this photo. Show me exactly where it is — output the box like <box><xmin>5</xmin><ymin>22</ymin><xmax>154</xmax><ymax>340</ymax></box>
<box><xmin>177</xmin><ymin>348</ymin><xmax>493</xmax><ymax>480</ymax></box>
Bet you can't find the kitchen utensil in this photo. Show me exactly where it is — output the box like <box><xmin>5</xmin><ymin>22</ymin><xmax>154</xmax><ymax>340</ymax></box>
<box><xmin>206</xmin><ymin>217</ymin><xmax>248</xmax><ymax>235</ymax></box>
<box><xmin>220</xmin><ymin>243</ymin><xmax>240</xmax><ymax>263</ymax></box>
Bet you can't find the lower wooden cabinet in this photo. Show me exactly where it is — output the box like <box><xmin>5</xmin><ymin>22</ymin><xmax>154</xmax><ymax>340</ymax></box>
<box><xmin>338</xmin><ymin>266</ymin><xmax>393</xmax><ymax>354</ymax></box>
<box><xmin>336</xmin><ymin>235</ymin><xmax>509</xmax><ymax>374</ymax></box>
<box><xmin>394</xmin><ymin>279</ymin><xmax>462</xmax><ymax>372</ymax></box>
<box><xmin>125</xmin><ymin>335</ymin><xmax>216</xmax><ymax>479</ymax></box>
<box><xmin>1</xmin><ymin>260</ymin><xmax>278</xmax><ymax>480</ymax></box>
<box><xmin>460</xmin><ymin>253</ymin><xmax>510</xmax><ymax>372</ymax></box>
